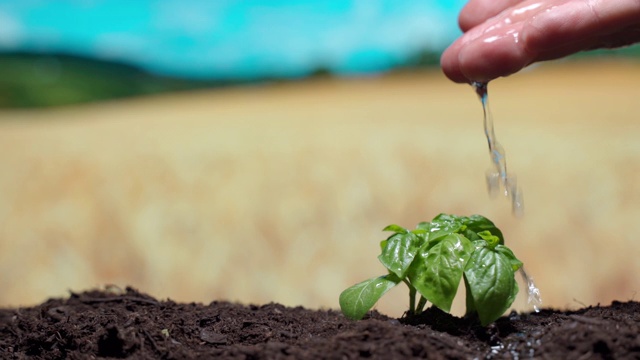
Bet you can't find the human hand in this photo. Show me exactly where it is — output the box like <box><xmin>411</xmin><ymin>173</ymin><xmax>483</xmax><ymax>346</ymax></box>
<box><xmin>441</xmin><ymin>0</ymin><xmax>640</xmax><ymax>83</ymax></box>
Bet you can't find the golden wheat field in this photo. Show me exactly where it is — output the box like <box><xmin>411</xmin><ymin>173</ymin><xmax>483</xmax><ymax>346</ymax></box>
<box><xmin>1</xmin><ymin>60</ymin><xmax>639</xmax><ymax>317</ymax></box>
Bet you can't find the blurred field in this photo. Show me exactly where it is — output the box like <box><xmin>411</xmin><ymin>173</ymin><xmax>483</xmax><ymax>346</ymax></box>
<box><xmin>1</xmin><ymin>60</ymin><xmax>639</xmax><ymax>317</ymax></box>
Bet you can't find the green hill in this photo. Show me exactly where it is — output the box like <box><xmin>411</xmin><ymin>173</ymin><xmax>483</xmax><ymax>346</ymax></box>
<box><xmin>0</xmin><ymin>52</ymin><xmax>234</xmax><ymax>109</ymax></box>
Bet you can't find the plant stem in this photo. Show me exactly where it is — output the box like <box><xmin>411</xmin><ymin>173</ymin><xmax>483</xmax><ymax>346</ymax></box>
<box><xmin>408</xmin><ymin>285</ymin><xmax>416</xmax><ymax>315</ymax></box>
<box><xmin>416</xmin><ymin>296</ymin><xmax>428</xmax><ymax>314</ymax></box>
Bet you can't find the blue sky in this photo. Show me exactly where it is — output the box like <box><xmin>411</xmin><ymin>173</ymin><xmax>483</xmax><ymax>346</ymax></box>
<box><xmin>0</xmin><ymin>0</ymin><xmax>466</xmax><ymax>79</ymax></box>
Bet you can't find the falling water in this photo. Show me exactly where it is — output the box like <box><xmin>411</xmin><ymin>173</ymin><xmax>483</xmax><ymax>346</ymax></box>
<box><xmin>472</xmin><ymin>82</ymin><xmax>541</xmax><ymax>312</ymax></box>
<box><xmin>472</xmin><ymin>82</ymin><xmax>524</xmax><ymax>217</ymax></box>
<box><xmin>519</xmin><ymin>266</ymin><xmax>542</xmax><ymax>312</ymax></box>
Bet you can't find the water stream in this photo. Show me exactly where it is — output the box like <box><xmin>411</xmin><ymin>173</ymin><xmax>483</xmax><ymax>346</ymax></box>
<box><xmin>472</xmin><ymin>82</ymin><xmax>524</xmax><ymax>217</ymax></box>
<box><xmin>472</xmin><ymin>82</ymin><xmax>541</xmax><ymax>312</ymax></box>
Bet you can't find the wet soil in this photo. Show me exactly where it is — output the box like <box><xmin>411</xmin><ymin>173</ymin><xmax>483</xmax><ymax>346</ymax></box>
<box><xmin>1</xmin><ymin>287</ymin><xmax>638</xmax><ymax>359</ymax></box>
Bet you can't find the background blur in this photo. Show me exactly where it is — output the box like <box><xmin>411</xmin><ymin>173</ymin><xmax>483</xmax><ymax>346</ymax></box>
<box><xmin>1</xmin><ymin>1</ymin><xmax>639</xmax><ymax>317</ymax></box>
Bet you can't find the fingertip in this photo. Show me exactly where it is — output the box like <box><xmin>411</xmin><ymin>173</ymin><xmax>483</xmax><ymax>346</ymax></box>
<box><xmin>458</xmin><ymin>1</ymin><xmax>490</xmax><ymax>32</ymax></box>
<box><xmin>458</xmin><ymin>5</ymin><xmax>480</xmax><ymax>32</ymax></box>
<box><xmin>440</xmin><ymin>45</ymin><xmax>471</xmax><ymax>84</ymax></box>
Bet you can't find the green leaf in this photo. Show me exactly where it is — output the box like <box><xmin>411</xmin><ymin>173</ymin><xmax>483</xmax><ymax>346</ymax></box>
<box><xmin>495</xmin><ymin>245</ymin><xmax>523</xmax><ymax>272</ymax></box>
<box><xmin>383</xmin><ymin>224</ymin><xmax>408</xmax><ymax>233</ymax></box>
<box><xmin>339</xmin><ymin>274</ymin><xmax>401</xmax><ymax>320</ymax></box>
<box><xmin>408</xmin><ymin>233</ymin><xmax>473</xmax><ymax>312</ymax></box>
<box><xmin>432</xmin><ymin>213</ymin><xmax>463</xmax><ymax>223</ymax></box>
<box><xmin>477</xmin><ymin>230</ymin><xmax>500</xmax><ymax>249</ymax></box>
<box><xmin>411</xmin><ymin>229</ymin><xmax>429</xmax><ymax>247</ymax></box>
<box><xmin>378</xmin><ymin>232</ymin><xmax>421</xmax><ymax>278</ymax></box>
<box><xmin>461</xmin><ymin>215</ymin><xmax>504</xmax><ymax>244</ymax></box>
<box><xmin>471</xmin><ymin>239</ymin><xmax>487</xmax><ymax>251</ymax></box>
<box><xmin>464</xmin><ymin>247</ymin><xmax>518</xmax><ymax>325</ymax></box>
<box><xmin>426</xmin><ymin>214</ymin><xmax>465</xmax><ymax>242</ymax></box>
<box><xmin>416</xmin><ymin>221</ymin><xmax>431</xmax><ymax>231</ymax></box>
<box><xmin>411</xmin><ymin>229</ymin><xmax>429</xmax><ymax>236</ymax></box>
<box><xmin>379</xmin><ymin>239</ymin><xmax>388</xmax><ymax>252</ymax></box>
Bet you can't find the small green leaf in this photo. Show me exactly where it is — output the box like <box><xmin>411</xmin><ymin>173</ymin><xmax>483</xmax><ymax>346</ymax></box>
<box><xmin>383</xmin><ymin>224</ymin><xmax>408</xmax><ymax>233</ymax></box>
<box><xmin>408</xmin><ymin>233</ymin><xmax>473</xmax><ymax>312</ymax></box>
<box><xmin>416</xmin><ymin>221</ymin><xmax>431</xmax><ymax>231</ymax></box>
<box><xmin>432</xmin><ymin>213</ymin><xmax>463</xmax><ymax>223</ymax></box>
<box><xmin>462</xmin><ymin>215</ymin><xmax>504</xmax><ymax>244</ymax></box>
<box><xmin>464</xmin><ymin>247</ymin><xmax>518</xmax><ymax>325</ymax></box>
<box><xmin>378</xmin><ymin>232</ymin><xmax>421</xmax><ymax>278</ymax></box>
<box><xmin>339</xmin><ymin>274</ymin><xmax>401</xmax><ymax>320</ymax></box>
<box><xmin>426</xmin><ymin>214</ymin><xmax>464</xmax><ymax>242</ymax></box>
<box><xmin>477</xmin><ymin>230</ymin><xmax>500</xmax><ymax>249</ymax></box>
<box><xmin>495</xmin><ymin>245</ymin><xmax>523</xmax><ymax>272</ymax></box>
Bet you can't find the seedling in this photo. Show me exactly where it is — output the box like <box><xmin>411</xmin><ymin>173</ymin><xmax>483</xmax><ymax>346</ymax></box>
<box><xmin>339</xmin><ymin>213</ymin><xmax>523</xmax><ymax>326</ymax></box>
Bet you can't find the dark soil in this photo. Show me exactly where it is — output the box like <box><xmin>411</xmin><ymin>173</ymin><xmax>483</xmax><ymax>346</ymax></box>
<box><xmin>1</xmin><ymin>287</ymin><xmax>639</xmax><ymax>359</ymax></box>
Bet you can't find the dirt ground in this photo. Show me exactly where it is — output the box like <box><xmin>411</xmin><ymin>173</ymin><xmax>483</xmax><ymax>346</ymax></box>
<box><xmin>0</xmin><ymin>60</ymin><xmax>640</xmax><ymax>318</ymax></box>
<box><xmin>1</xmin><ymin>287</ymin><xmax>639</xmax><ymax>359</ymax></box>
